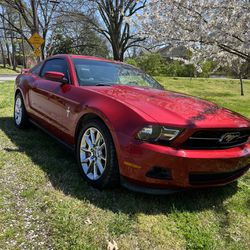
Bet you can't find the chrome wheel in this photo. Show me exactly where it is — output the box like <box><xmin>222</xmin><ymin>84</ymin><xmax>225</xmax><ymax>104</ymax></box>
<box><xmin>15</xmin><ymin>96</ymin><xmax>22</xmax><ymax>126</ymax></box>
<box><xmin>80</xmin><ymin>127</ymin><xmax>107</xmax><ymax>180</ymax></box>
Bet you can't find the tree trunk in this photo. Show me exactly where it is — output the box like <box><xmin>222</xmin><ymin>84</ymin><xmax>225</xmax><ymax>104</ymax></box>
<box><xmin>41</xmin><ymin>42</ymin><xmax>45</xmax><ymax>60</ymax></box>
<box><xmin>21</xmin><ymin>37</ymin><xmax>27</xmax><ymax>68</ymax></box>
<box><xmin>0</xmin><ymin>42</ymin><xmax>6</xmax><ymax>67</ymax></box>
<box><xmin>10</xmin><ymin>33</ymin><xmax>17</xmax><ymax>71</ymax></box>
<box><xmin>111</xmin><ymin>42</ymin><xmax>119</xmax><ymax>61</ymax></box>
<box><xmin>119</xmin><ymin>51</ymin><xmax>124</xmax><ymax>62</ymax></box>
<box><xmin>1</xmin><ymin>10</ymin><xmax>12</xmax><ymax>67</ymax></box>
<box><xmin>239</xmin><ymin>74</ymin><xmax>244</xmax><ymax>96</ymax></box>
<box><xmin>112</xmin><ymin>43</ymin><xmax>124</xmax><ymax>61</ymax></box>
<box><xmin>5</xmin><ymin>42</ymin><xmax>12</xmax><ymax>67</ymax></box>
<box><xmin>7</xmin><ymin>11</ymin><xmax>17</xmax><ymax>70</ymax></box>
<box><xmin>19</xmin><ymin>13</ymin><xmax>27</xmax><ymax>68</ymax></box>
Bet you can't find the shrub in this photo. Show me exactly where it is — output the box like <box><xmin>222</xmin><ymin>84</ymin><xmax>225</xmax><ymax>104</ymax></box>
<box><xmin>163</xmin><ymin>60</ymin><xmax>195</xmax><ymax>77</ymax></box>
<box><xmin>126</xmin><ymin>53</ymin><xmax>195</xmax><ymax>77</ymax></box>
<box><xmin>126</xmin><ymin>53</ymin><xmax>165</xmax><ymax>76</ymax></box>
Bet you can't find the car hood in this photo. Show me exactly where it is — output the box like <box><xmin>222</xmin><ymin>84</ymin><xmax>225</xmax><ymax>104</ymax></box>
<box><xmin>89</xmin><ymin>85</ymin><xmax>250</xmax><ymax>128</ymax></box>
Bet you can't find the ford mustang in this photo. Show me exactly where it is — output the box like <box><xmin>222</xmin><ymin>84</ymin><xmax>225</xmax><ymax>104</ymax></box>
<box><xmin>14</xmin><ymin>54</ymin><xmax>250</xmax><ymax>194</ymax></box>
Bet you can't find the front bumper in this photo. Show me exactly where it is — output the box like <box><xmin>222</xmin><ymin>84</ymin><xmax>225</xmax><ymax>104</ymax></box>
<box><xmin>119</xmin><ymin>139</ymin><xmax>250</xmax><ymax>190</ymax></box>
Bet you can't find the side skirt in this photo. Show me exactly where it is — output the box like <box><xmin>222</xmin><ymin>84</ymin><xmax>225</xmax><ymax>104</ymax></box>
<box><xmin>29</xmin><ymin>119</ymin><xmax>75</xmax><ymax>154</ymax></box>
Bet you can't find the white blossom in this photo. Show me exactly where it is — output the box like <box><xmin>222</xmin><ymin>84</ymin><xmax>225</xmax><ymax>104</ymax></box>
<box><xmin>137</xmin><ymin>0</ymin><xmax>250</xmax><ymax>69</ymax></box>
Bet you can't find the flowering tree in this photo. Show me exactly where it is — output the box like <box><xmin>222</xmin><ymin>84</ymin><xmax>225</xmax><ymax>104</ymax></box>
<box><xmin>138</xmin><ymin>0</ymin><xmax>250</xmax><ymax>94</ymax></box>
<box><xmin>140</xmin><ymin>0</ymin><xmax>249</xmax><ymax>60</ymax></box>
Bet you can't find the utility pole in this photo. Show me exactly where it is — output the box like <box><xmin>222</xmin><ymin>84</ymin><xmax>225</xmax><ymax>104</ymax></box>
<box><xmin>31</xmin><ymin>0</ymin><xmax>39</xmax><ymax>34</ymax></box>
<box><xmin>31</xmin><ymin>0</ymin><xmax>41</xmax><ymax>62</ymax></box>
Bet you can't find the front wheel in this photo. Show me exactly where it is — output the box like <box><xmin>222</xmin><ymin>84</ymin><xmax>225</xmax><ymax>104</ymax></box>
<box><xmin>76</xmin><ymin>119</ymin><xmax>119</xmax><ymax>189</ymax></box>
<box><xmin>14</xmin><ymin>93</ymin><xmax>29</xmax><ymax>128</ymax></box>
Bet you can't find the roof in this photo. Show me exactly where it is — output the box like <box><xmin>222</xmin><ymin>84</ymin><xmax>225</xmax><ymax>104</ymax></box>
<box><xmin>158</xmin><ymin>45</ymin><xmax>189</xmax><ymax>59</ymax></box>
<box><xmin>51</xmin><ymin>54</ymin><xmax>123</xmax><ymax>64</ymax></box>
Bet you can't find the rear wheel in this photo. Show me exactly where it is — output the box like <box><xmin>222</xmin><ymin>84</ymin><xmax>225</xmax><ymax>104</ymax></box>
<box><xmin>14</xmin><ymin>93</ymin><xmax>28</xmax><ymax>128</ymax></box>
<box><xmin>76</xmin><ymin>119</ymin><xmax>119</xmax><ymax>189</ymax></box>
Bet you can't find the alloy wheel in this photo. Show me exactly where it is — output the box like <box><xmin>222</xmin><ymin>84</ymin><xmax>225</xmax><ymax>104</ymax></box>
<box><xmin>15</xmin><ymin>96</ymin><xmax>23</xmax><ymax>126</ymax></box>
<box><xmin>80</xmin><ymin>127</ymin><xmax>107</xmax><ymax>180</ymax></box>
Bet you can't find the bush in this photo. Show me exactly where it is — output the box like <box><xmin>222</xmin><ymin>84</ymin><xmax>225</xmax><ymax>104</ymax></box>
<box><xmin>126</xmin><ymin>58</ymin><xmax>138</xmax><ymax>67</ymax></box>
<box><xmin>163</xmin><ymin>60</ymin><xmax>195</xmax><ymax>77</ymax></box>
<box><xmin>126</xmin><ymin>53</ymin><xmax>165</xmax><ymax>76</ymax></box>
<box><xmin>200</xmin><ymin>61</ymin><xmax>215</xmax><ymax>78</ymax></box>
<box><xmin>126</xmin><ymin>53</ymin><xmax>195</xmax><ymax>77</ymax></box>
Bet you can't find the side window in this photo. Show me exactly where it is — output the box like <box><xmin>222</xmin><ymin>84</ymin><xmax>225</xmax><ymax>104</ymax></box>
<box><xmin>31</xmin><ymin>63</ymin><xmax>42</xmax><ymax>75</ymax></box>
<box><xmin>40</xmin><ymin>58</ymin><xmax>70</xmax><ymax>82</ymax></box>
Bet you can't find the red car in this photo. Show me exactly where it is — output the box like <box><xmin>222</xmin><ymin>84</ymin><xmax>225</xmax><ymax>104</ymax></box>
<box><xmin>14</xmin><ymin>54</ymin><xmax>250</xmax><ymax>194</ymax></box>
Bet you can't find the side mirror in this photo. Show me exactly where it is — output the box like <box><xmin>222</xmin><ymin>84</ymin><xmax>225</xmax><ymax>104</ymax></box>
<box><xmin>44</xmin><ymin>71</ymin><xmax>68</xmax><ymax>84</ymax></box>
<box><xmin>21</xmin><ymin>68</ymin><xmax>31</xmax><ymax>74</ymax></box>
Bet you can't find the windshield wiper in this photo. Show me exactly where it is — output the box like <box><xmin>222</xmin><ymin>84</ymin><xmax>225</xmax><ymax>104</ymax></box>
<box><xmin>95</xmin><ymin>83</ymin><xmax>112</xmax><ymax>86</ymax></box>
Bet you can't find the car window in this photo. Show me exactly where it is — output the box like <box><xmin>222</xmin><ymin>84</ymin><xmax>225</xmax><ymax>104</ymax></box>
<box><xmin>73</xmin><ymin>58</ymin><xmax>163</xmax><ymax>90</ymax></box>
<box><xmin>40</xmin><ymin>58</ymin><xmax>70</xmax><ymax>82</ymax></box>
<box><xmin>118</xmin><ymin>67</ymin><xmax>152</xmax><ymax>87</ymax></box>
<box><xmin>31</xmin><ymin>63</ymin><xmax>42</xmax><ymax>75</ymax></box>
<box><xmin>74</xmin><ymin>61</ymin><xmax>118</xmax><ymax>86</ymax></box>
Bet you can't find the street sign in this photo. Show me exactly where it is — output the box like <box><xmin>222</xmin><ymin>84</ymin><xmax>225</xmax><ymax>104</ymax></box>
<box><xmin>29</xmin><ymin>33</ymin><xmax>44</xmax><ymax>58</ymax></box>
<box><xmin>28</xmin><ymin>32</ymin><xmax>44</xmax><ymax>48</ymax></box>
<box><xmin>33</xmin><ymin>47</ymin><xmax>42</xmax><ymax>57</ymax></box>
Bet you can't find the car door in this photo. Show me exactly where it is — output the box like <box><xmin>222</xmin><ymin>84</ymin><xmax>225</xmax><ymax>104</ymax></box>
<box><xmin>29</xmin><ymin>58</ymin><xmax>63</xmax><ymax>123</ymax></box>
<box><xmin>30</xmin><ymin>58</ymin><xmax>80</xmax><ymax>144</ymax></box>
<box><xmin>28</xmin><ymin>58</ymin><xmax>71</xmax><ymax>135</ymax></box>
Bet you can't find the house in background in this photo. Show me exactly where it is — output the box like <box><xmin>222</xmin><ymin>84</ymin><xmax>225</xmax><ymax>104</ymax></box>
<box><xmin>158</xmin><ymin>45</ymin><xmax>189</xmax><ymax>60</ymax></box>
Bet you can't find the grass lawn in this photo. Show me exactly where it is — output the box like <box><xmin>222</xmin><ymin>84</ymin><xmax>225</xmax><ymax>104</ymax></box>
<box><xmin>0</xmin><ymin>65</ymin><xmax>21</xmax><ymax>75</ymax></box>
<box><xmin>0</xmin><ymin>78</ymin><xmax>250</xmax><ymax>249</ymax></box>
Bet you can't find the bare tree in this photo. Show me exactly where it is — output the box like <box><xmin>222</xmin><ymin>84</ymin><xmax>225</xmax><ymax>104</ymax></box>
<box><xmin>69</xmin><ymin>0</ymin><xmax>147</xmax><ymax>61</ymax></box>
<box><xmin>0</xmin><ymin>0</ymin><xmax>60</xmax><ymax>59</ymax></box>
<box><xmin>95</xmin><ymin>0</ymin><xmax>147</xmax><ymax>61</ymax></box>
<box><xmin>0</xmin><ymin>7</ymin><xmax>13</xmax><ymax>67</ymax></box>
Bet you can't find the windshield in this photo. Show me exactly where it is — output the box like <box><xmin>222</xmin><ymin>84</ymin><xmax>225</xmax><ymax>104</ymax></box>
<box><xmin>73</xmin><ymin>58</ymin><xmax>163</xmax><ymax>90</ymax></box>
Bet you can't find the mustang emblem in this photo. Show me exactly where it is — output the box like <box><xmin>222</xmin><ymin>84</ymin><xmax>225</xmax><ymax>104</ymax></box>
<box><xmin>66</xmin><ymin>107</ymin><xmax>70</xmax><ymax>118</ymax></box>
<box><xmin>219</xmin><ymin>132</ymin><xmax>241</xmax><ymax>144</ymax></box>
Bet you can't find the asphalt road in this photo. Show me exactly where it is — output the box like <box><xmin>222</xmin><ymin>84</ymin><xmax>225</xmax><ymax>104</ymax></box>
<box><xmin>0</xmin><ymin>74</ymin><xmax>18</xmax><ymax>82</ymax></box>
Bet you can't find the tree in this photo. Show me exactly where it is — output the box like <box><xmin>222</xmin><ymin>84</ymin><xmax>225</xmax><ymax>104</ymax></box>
<box><xmin>0</xmin><ymin>0</ymin><xmax>61</xmax><ymax>59</ymax></box>
<box><xmin>138</xmin><ymin>0</ymin><xmax>250</xmax><ymax>94</ymax></box>
<box><xmin>47</xmin><ymin>18</ymin><xmax>109</xmax><ymax>57</ymax></box>
<box><xmin>70</xmin><ymin>0</ymin><xmax>147</xmax><ymax>61</ymax></box>
<box><xmin>127</xmin><ymin>53</ymin><xmax>165</xmax><ymax>75</ymax></box>
<box><xmin>230</xmin><ymin>59</ymin><xmax>250</xmax><ymax>96</ymax></box>
<box><xmin>0</xmin><ymin>6</ymin><xmax>20</xmax><ymax>69</ymax></box>
<box><xmin>140</xmin><ymin>0</ymin><xmax>249</xmax><ymax>62</ymax></box>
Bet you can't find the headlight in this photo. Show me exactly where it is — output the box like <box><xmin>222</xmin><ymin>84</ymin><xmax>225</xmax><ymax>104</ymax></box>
<box><xmin>136</xmin><ymin>125</ymin><xmax>181</xmax><ymax>142</ymax></box>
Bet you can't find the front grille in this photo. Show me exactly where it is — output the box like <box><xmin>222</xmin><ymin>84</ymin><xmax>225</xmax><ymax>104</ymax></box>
<box><xmin>182</xmin><ymin>129</ymin><xmax>250</xmax><ymax>149</ymax></box>
<box><xmin>189</xmin><ymin>165</ymin><xmax>250</xmax><ymax>185</ymax></box>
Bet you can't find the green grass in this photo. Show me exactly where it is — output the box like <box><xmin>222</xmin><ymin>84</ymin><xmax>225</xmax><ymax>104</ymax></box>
<box><xmin>156</xmin><ymin>77</ymin><xmax>250</xmax><ymax>118</ymax></box>
<box><xmin>0</xmin><ymin>78</ymin><xmax>250</xmax><ymax>249</ymax></box>
<box><xmin>0</xmin><ymin>65</ymin><xmax>21</xmax><ymax>74</ymax></box>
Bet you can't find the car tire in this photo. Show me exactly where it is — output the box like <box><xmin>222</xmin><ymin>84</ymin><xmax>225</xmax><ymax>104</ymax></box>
<box><xmin>14</xmin><ymin>93</ymin><xmax>29</xmax><ymax>128</ymax></box>
<box><xmin>77</xmin><ymin>119</ymin><xmax>119</xmax><ymax>189</ymax></box>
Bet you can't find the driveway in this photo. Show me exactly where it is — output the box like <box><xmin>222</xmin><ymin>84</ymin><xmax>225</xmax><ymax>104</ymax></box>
<box><xmin>0</xmin><ymin>74</ymin><xmax>18</xmax><ymax>82</ymax></box>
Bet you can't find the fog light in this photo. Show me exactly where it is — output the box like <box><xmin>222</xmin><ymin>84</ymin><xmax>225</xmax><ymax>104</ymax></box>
<box><xmin>146</xmin><ymin>167</ymin><xmax>172</xmax><ymax>180</ymax></box>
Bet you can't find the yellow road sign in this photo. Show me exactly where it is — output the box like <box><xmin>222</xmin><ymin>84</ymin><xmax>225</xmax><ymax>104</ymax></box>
<box><xmin>33</xmin><ymin>47</ymin><xmax>42</xmax><ymax>57</ymax></box>
<box><xmin>28</xmin><ymin>32</ymin><xmax>44</xmax><ymax>48</ymax></box>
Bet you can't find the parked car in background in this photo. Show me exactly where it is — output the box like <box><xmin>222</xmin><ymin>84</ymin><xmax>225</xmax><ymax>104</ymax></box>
<box><xmin>14</xmin><ymin>54</ymin><xmax>250</xmax><ymax>194</ymax></box>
